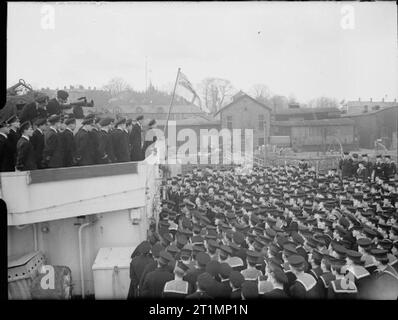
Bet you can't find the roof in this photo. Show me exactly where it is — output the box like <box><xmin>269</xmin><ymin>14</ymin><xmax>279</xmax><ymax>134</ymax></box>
<box><xmin>157</xmin><ymin>116</ymin><xmax>220</xmax><ymax>127</ymax></box>
<box><xmin>346</xmin><ymin>100</ymin><xmax>397</xmax><ymax>108</ymax></box>
<box><xmin>342</xmin><ymin>105</ymin><xmax>398</xmax><ymax>118</ymax></box>
<box><xmin>116</xmin><ymin>104</ymin><xmax>205</xmax><ymax>114</ymax></box>
<box><xmin>271</xmin><ymin>118</ymin><xmax>355</xmax><ymax>127</ymax></box>
<box><xmin>274</xmin><ymin>107</ymin><xmax>340</xmax><ymax>115</ymax></box>
<box><xmin>214</xmin><ymin>93</ymin><xmax>271</xmax><ymax>116</ymax></box>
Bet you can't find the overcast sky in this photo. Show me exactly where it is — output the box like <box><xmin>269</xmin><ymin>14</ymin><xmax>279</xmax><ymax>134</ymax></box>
<box><xmin>7</xmin><ymin>2</ymin><xmax>398</xmax><ymax>103</ymax></box>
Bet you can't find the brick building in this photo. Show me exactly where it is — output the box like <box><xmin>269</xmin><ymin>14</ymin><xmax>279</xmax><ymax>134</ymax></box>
<box><xmin>342</xmin><ymin>106</ymin><xmax>398</xmax><ymax>149</ymax></box>
<box><xmin>214</xmin><ymin>91</ymin><xmax>272</xmax><ymax>149</ymax></box>
<box><xmin>270</xmin><ymin>106</ymin><xmax>355</xmax><ymax>152</ymax></box>
<box><xmin>344</xmin><ymin>98</ymin><xmax>398</xmax><ymax>115</ymax></box>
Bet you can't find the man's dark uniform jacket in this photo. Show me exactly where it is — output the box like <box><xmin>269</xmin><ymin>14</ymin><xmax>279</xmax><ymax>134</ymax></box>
<box><xmin>62</xmin><ymin>128</ymin><xmax>76</xmax><ymax>167</ymax></box>
<box><xmin>31</xmin><ymin>128</ymin><xmax>45</xmax><ymax>169</ymax></box>
<box><xmin>43</xmin><ymin>128</ymin><xmax>64</xmax><ymax>168</ymax></box>
<box><xmin>140</xmin><ymin>266</ymin><xmax>174</xmax><ymax>298</ymax></box>
<box><xmin>16</xmin><ymin>136</ymin><xmax>37</xmax><ymax>171</ymax></box>
<box><xmin>112</xmin><ymin>128</ymin><xmax>130</xmax><ymax>162</ymax></box>
<box><xmin>130</xmin><ymin>122</ymin><xmax>143</xmax><ymax>161</ymax></box>
<box><xmin>0</xmin><ymin>133</ymin><xmax>8</xmax><ymax>171</ymax></box>
<box><xmin>74</xmin><ymin>128</ymin><xmax>95</xmax><ymax>166</ymax></box>
<box><xmin>1</xmin><ymin>128</ymin><xmax>19</xmax><ymax>171</ymax></box>
<box><xmin>89</xmin><ymin>127</ymin><xmax>101</xmax><ymax>164</ymax></box>
<box><xmin>20</xmin><ymin>102</ymin><xmax>48</xmax><ymax>124</ymax></box>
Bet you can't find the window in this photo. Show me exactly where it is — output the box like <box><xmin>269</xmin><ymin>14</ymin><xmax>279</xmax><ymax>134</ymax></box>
<box><xmin>156</xmin><ymin>107</ymin><xmax>165</xmax><ymax>114</ymax></box>
<box><xmin>226</xmin><ymin>115</ymin><xmax>233</xmax><ymax>130</ymax></box>
<box><xmin>258</xmin><ymin>137</ymin><xmax>265</xmax><ymax>146</ymax></box>
<box><xmin>259</xmin><ymin>114</ymin><xmax>265</xmax><ymax>131</ymax></box>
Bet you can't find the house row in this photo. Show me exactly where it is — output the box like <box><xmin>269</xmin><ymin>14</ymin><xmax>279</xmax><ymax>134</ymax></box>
<box><xmin>116</xmin><ymin>92</ymin><xmax>397</xmax><ymax>153</ymax></box>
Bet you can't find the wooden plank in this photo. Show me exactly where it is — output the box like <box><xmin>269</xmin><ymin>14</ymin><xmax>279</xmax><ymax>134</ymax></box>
<box><xmin>29</xmin><ymin>162</ymin><xmax>139</xmax><ymax>184</ymax></box>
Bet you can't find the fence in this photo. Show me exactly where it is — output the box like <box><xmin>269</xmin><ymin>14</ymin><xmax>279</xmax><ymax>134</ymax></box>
<box><xmin>262</xmin><ymin>155</ymin><xmax>340</xmax><ymax>173</ymax></box>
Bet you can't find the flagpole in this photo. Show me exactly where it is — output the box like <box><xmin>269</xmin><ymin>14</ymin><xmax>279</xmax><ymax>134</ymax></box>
<box><xmin>164</xmin><ymin>67</ymin><xmax>181</xmax><ymax>162</ymax></box>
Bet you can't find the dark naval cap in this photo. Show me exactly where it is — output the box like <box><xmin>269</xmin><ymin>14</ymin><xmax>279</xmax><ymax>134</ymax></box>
<box><xmin>287</xmin><ymin>254</ymin><xmax>305</xmax><ymax>268</ymax></box>
<box><xmin>57</xmin><ymin>90</ymin><xmax>69</xmax><ymax>100</ymax></box>
<box><xmin>115</xmin><ymin>117</ymin><xmax>127</xmax><ymax>126</ymax></box>
<box><xmin>99</xmin><ymin>117</ymin><xmax>113</xmax><ymax>127</ymax></box>
<box><xmin>48</xmin><ymin>114</ymin><xmax>61</xmax><ymax>124</ymax></box>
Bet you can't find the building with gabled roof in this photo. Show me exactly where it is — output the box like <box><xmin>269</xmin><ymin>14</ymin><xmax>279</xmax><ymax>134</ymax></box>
<box><xmin>215</xmin><ymin>91</ymin><xmax>272</xmax><ymax>149</ymax></box>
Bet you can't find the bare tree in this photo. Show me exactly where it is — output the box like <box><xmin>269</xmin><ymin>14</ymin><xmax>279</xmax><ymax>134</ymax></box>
<box><xmin>308</xmin><ymin>96</ymin><xmax>339</xmax><ymax>109</ymax></box>
<box><xmin>199</xmin><ymin>77</ymin><xmax>236</xmax><ymax>114</ymax></box>
<box><xmin>103</xmin><ymin>77</ymin><xmax>132</xmax><ymax>97</ymax></box>
<box><xmin>288</xmin><ymin>93</ymin><xmax>298</xmax><ymax>105</ymax></box>
<box><xmin>249</xmin><ymin>84</ymin><xmax>271</xmax><ymax>104</ymax></box>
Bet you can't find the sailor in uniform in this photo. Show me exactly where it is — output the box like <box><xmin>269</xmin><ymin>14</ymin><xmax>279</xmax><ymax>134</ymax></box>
<box><xmin>229</xmin><ymin>271</ymin><xmax>245</xmax><ymax>299</ymax></box>
<box><xmin>328</xmin><ymin>257</ymin><xmax>358</xmax><ymax>299</ymax></box>
<box><xmin>186</xmin><ymin>272</ymin><xmax>214</xmax><ymax>299</ymax></box>
<box><xmin>241</xmin><ymin>251</ymin><xmax>263</xmax><ymax>281</ymax></box>
<box><xmin>140</xmin><ymin>251</ymin><xmax>174</xmax><ymax>298</ymax></box>
<box><xmin>262</xmin><ymin>267</ymin><xmax>289</xmax><ymax>299</ymax></box>
<box><xmin>127</xmin><ymin>241</ymin><xmax>154</xmax><ymax>299</ymax></box>
<box><xmin>218</xmin><ymin>263</ymin><xmax>233</xmax><ymax>298</ymax></box>
<box><xmin>183</xmin><ymin>252</ymin><xmax>210</xmax><ymax>291</ymax></box>
<box><xmin>357</xmin><ymin>249</ymin><xmax>398</xmax><ymax>300</ymax></box>
<box><xmin>288</xmin><ymin>255</ymin><xmax>320</xmax><ymax>299</ymax></box>
<box><xmin>163</xmin><ymin>261</ymin><xmax>193</xmax><ymax>298</ymax></box>
<box><xmin>344</xmin><ymin>249</ymin><xmax>370</xmax><ymax>296</ymax></box>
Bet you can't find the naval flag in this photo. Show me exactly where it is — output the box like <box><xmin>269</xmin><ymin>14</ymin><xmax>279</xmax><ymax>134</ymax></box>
<box><xmin>177</xmin><ymin>72</ymin><xmax>209</xmax><ymax>113</ymax></box>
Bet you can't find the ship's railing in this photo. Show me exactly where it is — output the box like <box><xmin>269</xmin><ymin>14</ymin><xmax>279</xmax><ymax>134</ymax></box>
<box><xmin>2</xmin><ymin>159</ymin><xmax>159</xmax><ymax>226</ymax></box>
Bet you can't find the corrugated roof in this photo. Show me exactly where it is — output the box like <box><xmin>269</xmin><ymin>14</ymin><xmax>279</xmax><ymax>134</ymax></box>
<box><xmin>341</xmin><ymin>105</ymin><xmax>398</xmax><ymax>118</ymax></box>
<box><xmin>346</xmin><ymin>101</ymin><xmax>397</xmax><ymax>108</ymax></box>
<box><xmin>272</xmin><ymin>118</ymin><xmax>354</xmax><ymax>127</ymax></box>
<box><xmin>214</xmin><ymin>92</ymin><xmax>271</xmax><ymax>115</ymax></box>
<box><xmin>274</xmin><ymin>107</ymin><xmax>340</xmax><ymax>115</ymax></box>
<box><xmin>116</xmin><ymin>104</ymin><xmax>204</xmax><ymax>114</ymax></box>
<box><xmin>157</xmin><ymin>116</ymin><xmax>220</xmax><ymax>126</ymax></box>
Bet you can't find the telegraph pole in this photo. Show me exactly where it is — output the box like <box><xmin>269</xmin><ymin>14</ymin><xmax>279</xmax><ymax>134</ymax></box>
<box><xmin>145</xmin><ymin>56</ymin><xmax>148</xmax><ymax>91</ymax></box>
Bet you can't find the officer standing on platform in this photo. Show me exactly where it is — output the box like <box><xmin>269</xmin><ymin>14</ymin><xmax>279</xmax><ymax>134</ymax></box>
<box><xmin>46</xmin><ymin>90</ymin><xmax>71</xmax><ymax>116</ymax></box>
<box><xmin>90</xmin><ymin>117</ymin><xmax>101</xmax><ymax>164</ymax></box>
<box><xmin>2</xmin><ymin>115</ymin><xmax>20</xmax><ymax>171</ymax></box>
<box><xmin>74</xmin><ymin>115</ymin><xmax>95</xmax><ymax>166</ymax></box>
<box><xmin>112</xmin><ymin>117</ymin><xmax>130</xmax><ymax>163</ymax></box>
<box><xmin>142</xmin><ymin>119</ymin><xmax>157</xmax><ymax>157</ymax></box>
<box><xmin>0</xmin><ymin>120</ymin><xmax>10</xmax><ymax>172</ymax></box>
<box><xmin>43</xmin><ymin>115</ymin><xmax>64</xmax><ymax>168</ymax></box>
<box><xmin>19</xmin><ymin>94</ymin><xmax>48</xmax><ymax>124</ymax></box>
<box><xmin>31</xmin><ymin>118</ymin><xmax>47</xmax><ymax>169</ymax></box>
<box><xmin>15</xmin><ymin>121</ymin><xmax>36</xmax><ymax>171</ymax></box>
<box><xmin>62</xmin><ymin>117</ymin><xmax>76</xmax><ymax>167</ymax></box>
<box><xmin>98</xmin><ymin>117</ymin><xmax>114</xmax><ymax>164</ymax></box>
<box><xmin>130</xmin><ymin>115</ymin><xmax>144</xmax><ymax>161</ymax></box>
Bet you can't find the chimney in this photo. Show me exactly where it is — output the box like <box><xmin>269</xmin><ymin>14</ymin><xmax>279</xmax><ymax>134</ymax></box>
<box><xmin>394</xmin><ymin>98</ymin><xmax>397</xmax><ymax>103</ymax></box>
<box><xmin>382</xmin><ymin>97</ymin><xmax>384</xmax><ymax>102</ymax></box>
<box><xmin>358</xmin><ymin>97</ymin><xmax>361</xmax><ymax>102</ymax></box>
<box><xmin>370</xmin><ymin>97</ymin><xmax>372</xmax><ymax>102</ymax></box>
